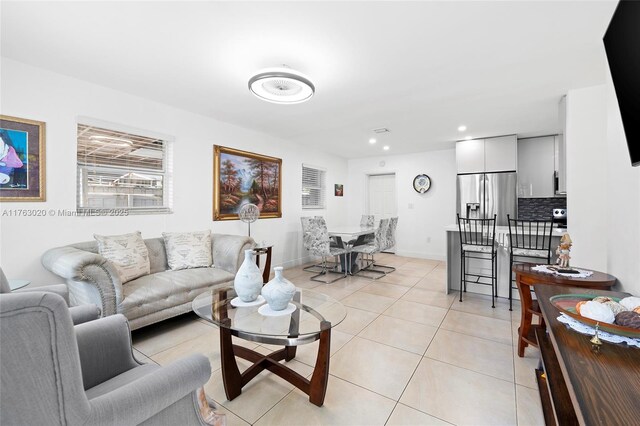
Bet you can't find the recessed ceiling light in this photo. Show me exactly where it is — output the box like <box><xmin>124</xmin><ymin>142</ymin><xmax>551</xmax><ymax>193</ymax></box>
<box><xmin>458</xmin><ymin>125</ymin><xmax>467</xmax><ymax>132</ymax></box>
<box><xmin>383</xmin><ymin>146</ymin><xmax>390</xmax><ymax>151</ymax></box>
<box><xmin>369</xmin><ymin>138</ymin><xmax>376</xmax><ymax>144</ymax></box>
<box><xmin>248</xmin><ymin>66</ymin><xmax>315</xmax><ymax>104</ymax></box>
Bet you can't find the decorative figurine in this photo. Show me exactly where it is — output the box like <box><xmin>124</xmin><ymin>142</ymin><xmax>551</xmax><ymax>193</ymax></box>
<box><xmin>555</xmin><ymin>233</ymin><xmax>573</xmax><ymax>268</ymax></box>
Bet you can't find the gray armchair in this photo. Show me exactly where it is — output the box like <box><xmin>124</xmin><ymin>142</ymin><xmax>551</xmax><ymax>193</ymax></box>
<box><xmin>0</xmin><ymin>291</ymin><xmax>213</xmax><ymax>426</ymax></box>
<box><xmin>0</xmin><ymin>267</ymin><xmax>100</xmax><ymax>325</ymax></box>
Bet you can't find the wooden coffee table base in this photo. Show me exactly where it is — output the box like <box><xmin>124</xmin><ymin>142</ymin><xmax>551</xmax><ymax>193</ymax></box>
<box><xmin>219</xmin><ymin>320</ymin><xmax>331</xmax><ymax>407</ymax></box>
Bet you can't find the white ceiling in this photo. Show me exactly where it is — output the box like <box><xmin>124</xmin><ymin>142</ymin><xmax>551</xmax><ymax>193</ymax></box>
<box><xmin>0</xmin><ymin>1</ymin><xmax>618</xmax><ymax>158</ymax></box>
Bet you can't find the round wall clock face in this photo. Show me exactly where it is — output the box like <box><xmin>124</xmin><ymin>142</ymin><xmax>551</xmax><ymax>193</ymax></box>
<box><xmin>413</xmin><ymin>174</ymin><xmax>431</xmax><ymax>193</ymax></box>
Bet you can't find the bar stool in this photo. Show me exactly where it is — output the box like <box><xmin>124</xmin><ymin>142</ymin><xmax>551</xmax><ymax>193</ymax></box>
<box><xmin>507</xmin><ymin>215</ymin><xmax>554</xmax><ymax>311</ymax></box>
<box><xmin>457</xmin><ymin>214</ymin><xmax>497</xmax><ymax>308</ymax></box>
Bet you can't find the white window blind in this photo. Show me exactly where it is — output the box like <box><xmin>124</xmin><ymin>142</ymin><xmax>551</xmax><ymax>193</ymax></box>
<box><xmin>302</xmin><ymin>164</ymin><xmax>326</xmax><ymax>209</ymax></box>
<box><xmin>76</xmin><ymin>122</ymin><xmax>173</xmax><ymax>214</ymax></box>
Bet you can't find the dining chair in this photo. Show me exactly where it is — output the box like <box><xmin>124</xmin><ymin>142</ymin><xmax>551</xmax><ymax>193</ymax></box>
<box><xmin>370</xmin><ymin>216</ymin><xmax>398</xmax><ymax>274</ymax></box>
<box><xmin>360</xmin><ymin>215</ymin><xmax>375</xmax><ymax>243</ymax></box>
<box><xmin>360</xmin><ymin>215</ymin><xmax>375</xmax><ymax>227</ymax></box>
<box><xmin>301</xmin><ymin>216</ymin><xmax>339</xmax><ymax>273</ymax></box>
<box><xmin>307</xmin><ymin>217</ymin><xmax>348</xmax><ymax>283</ymax></box>
<box><xmin>507</xmin><ymin>214</ymin><xmax>554</xmax><ymax>311</ymax></box>
<box><xmin>457</xmin><ymin>214</ymin><xmax>498</xmax><ymax>308</ymax></box>
<box><xmin>351</xmin><ymin>218</ymin><xmax>390</xmax><ymax>279</ymax></box>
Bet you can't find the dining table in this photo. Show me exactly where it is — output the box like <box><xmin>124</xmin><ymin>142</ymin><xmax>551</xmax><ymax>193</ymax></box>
<box><xmin>328</xmin><ymin>226</ymin><xmax>376</xmax><ymax>274</ymax></box>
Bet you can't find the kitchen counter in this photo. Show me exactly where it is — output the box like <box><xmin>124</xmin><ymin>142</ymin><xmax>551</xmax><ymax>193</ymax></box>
<box><xmin>445</xmin><ymin>225</ymin><xmax>568</xmax><ymax>300</ymax></box>
<box><xmin>444</xmin><ymin>224</ymin><xmax>568</xmax><ymax>235</ymax></box>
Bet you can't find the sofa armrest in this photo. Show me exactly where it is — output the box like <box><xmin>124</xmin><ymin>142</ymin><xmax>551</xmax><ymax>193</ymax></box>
<box><xmin>42</xmin><ymin>246</ymin><xmax>123</xmax><ymax>316</ymax></box>
<box><xmin>87</xmin><ymin>354</ymin><xmax>211</xmax><ymax>426</ymax></box>
<box><xmin>211</xmin><ymin>233</ymin><xmax>255</xmax><ymax>275</ymax></box>
<box><xmin>75</xmin><ymin>314</ymin><xmax>140</xmax><ymax>390</ymax></box>
<box><xmin>15</xmin><ymin>283</ymin><xmax>70</xmax><ymax>304</ymax></box>
<box><xmin>69</xmin><ymin>304</ymin><xmax>101</xmax><ymax>325</ymax></box>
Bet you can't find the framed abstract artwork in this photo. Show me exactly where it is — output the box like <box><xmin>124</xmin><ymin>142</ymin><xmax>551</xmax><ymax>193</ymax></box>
<box><xmin>213</xmin><ymin>145</ymin><xmax>282</xmax><ymax>220</ymax></box>
<box><xmin>0</xmin><ymin>115</ymin><xmax>46</xmax><ymax>201</ymax></box>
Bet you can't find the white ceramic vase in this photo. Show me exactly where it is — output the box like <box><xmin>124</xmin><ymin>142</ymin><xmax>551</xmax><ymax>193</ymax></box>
<box><xmin>234</xmin><ymin>249</ymin><xmax>263</xmax><ymax>302</ymax></box>
<box><xmin>261</xmin><ymin>267</ymin><xmax>296</xmax><ymax>311</ymax></box>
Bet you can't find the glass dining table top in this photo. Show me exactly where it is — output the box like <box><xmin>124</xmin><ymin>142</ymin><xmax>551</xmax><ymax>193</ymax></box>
<box><xmin>192</xmin><ymin>286</ymin><xmax>347</xmax><ymax>345</ymax></box>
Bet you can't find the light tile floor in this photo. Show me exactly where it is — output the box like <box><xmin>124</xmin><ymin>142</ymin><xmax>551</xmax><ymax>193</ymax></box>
<box><xmin>132</xmin><ymin>253</ymin><xmax>544</xmax><ymax>426</ymax></box>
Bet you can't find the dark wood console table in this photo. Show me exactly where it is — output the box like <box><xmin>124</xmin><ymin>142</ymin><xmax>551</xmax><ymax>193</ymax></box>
<box><xmin>534</xmin><ymin>285</ymin><xmax>640</xmax><ymax>426</ymax></box>
<box><xmin>514</xmin><ymin>264</ymin><xmax>616</xmax><ymax>357</ymax></box>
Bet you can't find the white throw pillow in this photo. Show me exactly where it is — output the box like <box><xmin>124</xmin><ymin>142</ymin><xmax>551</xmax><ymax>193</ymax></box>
<box><xmin>162</xmin><ymin>230</ymin><xmax>213</xmax><ymax>271</ymax></box>
<box><xmin>94</xmin><ymin>231</ymin><xmax>150</xmax><ymax>283</ymax></box>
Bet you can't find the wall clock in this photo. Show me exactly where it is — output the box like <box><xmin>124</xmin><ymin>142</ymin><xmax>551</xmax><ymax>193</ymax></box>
<box><xmin>413</xmin><ymin>174</ymin><xmax>431</xmax><ymax>193</ymax></box>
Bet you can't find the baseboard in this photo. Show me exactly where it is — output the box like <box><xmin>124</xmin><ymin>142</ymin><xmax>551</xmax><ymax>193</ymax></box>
<box><xmin>394</xmin><ymin>250</ymin><xmax>446</xmax><ymax>262</ymax></box>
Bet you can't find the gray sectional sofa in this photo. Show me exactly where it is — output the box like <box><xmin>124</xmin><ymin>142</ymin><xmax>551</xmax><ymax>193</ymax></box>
<box><xmin>42</xmin><ymin>233</ymin><xmax>254</xmax><ymax>330</ymax></box>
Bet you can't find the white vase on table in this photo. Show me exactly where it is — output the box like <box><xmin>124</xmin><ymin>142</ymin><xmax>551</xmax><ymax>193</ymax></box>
<box><xmin>234</xmin><ymin>249</ymin><xmax>263</xmax><ymax>302</ymax></box>
<box><xmin>261</xmin><ymin>267</ymin><xmax>296</xmax><ymax>311</ymax></box>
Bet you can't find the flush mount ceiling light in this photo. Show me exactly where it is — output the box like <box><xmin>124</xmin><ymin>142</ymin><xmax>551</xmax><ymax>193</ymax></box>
<box><xmin>369</xmin><ymin>138</ymin><xmax>377</xmax><ymax>144</ymax></box>
<box><xmin>248</xmin><ymin>67</ymin><xmax>315</xmax><ymax>104</ymax></box>
<box><xmin>458</xmin><ymin>125</ymin><xmax>467</xmax><ymax>132</ymax></box>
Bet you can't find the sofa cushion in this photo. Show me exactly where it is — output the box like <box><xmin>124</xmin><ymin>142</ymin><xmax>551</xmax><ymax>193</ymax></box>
<box><xmin>94</xmin><ymin>231</ymin><xmax>150</xmax><ymax>283</ymax></box>
<box><xmin>119</xmin><ymin>268</ymin><xmax>234</xmax><ymax>320</ymax></box>
<box><xmin>162</xmin><ymin>230</ymin><xmax>213</xmax><ymax>271</ymax></box>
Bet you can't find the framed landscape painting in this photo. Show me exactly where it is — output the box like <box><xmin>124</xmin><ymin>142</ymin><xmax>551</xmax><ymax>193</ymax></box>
<box><xmin>0</xmin><ymin>115</ymin><xmax>46</xmax><ymax>201</ymax></box>
<box><xmin>213</xmin><ymin>145</ymin><xmax>282</xmax><ymax>221</ymax></box>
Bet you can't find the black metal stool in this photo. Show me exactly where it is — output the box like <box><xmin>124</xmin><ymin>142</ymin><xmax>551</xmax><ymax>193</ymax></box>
<box><xmin>457</xmin><ymin>214</ymin><xmax>498</xmax><ymax>308</ymax></box>
<box><xmin>507</xmin><ymin>215</ymin><xmax>554</xmax><ymax>311</ymax></box>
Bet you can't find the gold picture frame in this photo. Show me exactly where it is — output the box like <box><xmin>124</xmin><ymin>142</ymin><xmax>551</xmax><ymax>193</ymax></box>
<box><xmin>213</xmin><ymin>145</ymin><xmax>282</xmax><ymax>221</ymax></box>
<box><xmin>0</xmin><ymin>115</ymin><xmax>46</xmax><ymax>201</ymax></box>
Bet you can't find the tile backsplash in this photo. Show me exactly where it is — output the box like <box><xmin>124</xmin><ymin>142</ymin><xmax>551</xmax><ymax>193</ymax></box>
<box><xmin>518</xmin><ymin>197</ymin><xmax>566</xmax><ymax>220</ymax></box>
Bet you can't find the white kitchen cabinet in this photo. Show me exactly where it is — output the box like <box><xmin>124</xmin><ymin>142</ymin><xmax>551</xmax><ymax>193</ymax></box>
<box><xmin>485</xmin><ymin>135</ymin><xmax>517</xmax><ymax>172</ymax></box>
<box><xmin>555</xmin><ymin>96</ymin><xmax>567</xmax><ymax>194</ymax></box>
<box><xmin>456</xmin><ymin>139</ymin><xmax>485</xmax><ymax>174</ymax></box>
<box><xmin>456</xmin><ymin>135</ymin><xmax>517</xmax><ymax>174</ymax></box>
<box><xmin>518</xmin><ymin>136</ymin><xmax>555</xmax><ymax>197</ymax></box>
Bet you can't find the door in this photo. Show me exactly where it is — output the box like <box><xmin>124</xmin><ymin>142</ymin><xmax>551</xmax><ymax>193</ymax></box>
<box><xmin>456</xmin><ymin>139</ymin><xmax>485</xmax><ymax>174</ymax></box>
<box><xmin>456</xmin><ymin>173</ymin><xmax>484</xmax><ymax>219</ymax></box>
<box><xmin>484</xmin><ymin>135</ymin><xmax>517</xmax><ymax>172</ymax></box>
<box><xmin>484</xmin><ymin>172</ymin><xmax>517</xmax><ymax>226</ymax></box>
<box><xmin>517</xmin><ymin>136</ymin><xmax>555</xmax><ymax>197</ymax></box>
<box><xmin>367</xmin><ymin>173</ymin><xmax>397</xmax><ymax>251</ymax></box>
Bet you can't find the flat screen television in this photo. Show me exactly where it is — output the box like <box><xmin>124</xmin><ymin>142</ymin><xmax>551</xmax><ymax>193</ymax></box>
<box><xmin>603</xmin><ymin>0</ymin><xmax>640</xmax><ymax>167</ymax></box>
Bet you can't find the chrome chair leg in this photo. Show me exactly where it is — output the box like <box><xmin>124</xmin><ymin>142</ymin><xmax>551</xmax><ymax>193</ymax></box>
<box><xmin>310</xmin><ymin>257</ymin><xmax>347</xmax><ymax>284</ymax></box>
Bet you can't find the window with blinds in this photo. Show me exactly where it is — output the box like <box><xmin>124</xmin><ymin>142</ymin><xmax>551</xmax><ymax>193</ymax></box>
<box><xmin>302</xmin><ymin>164</ymin><xmax>326</xmax><ymax>209</ymax></box>
<box><xmin>76</xmin><ymin>122</ymin><xmax>173</xmax><ymax>214</ymax></box>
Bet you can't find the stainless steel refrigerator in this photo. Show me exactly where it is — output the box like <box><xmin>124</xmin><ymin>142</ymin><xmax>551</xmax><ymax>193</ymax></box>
<box><xmin>456</xmin><ymin>172</ymin><xmax>517</xmax><ymax>226</ymax></box>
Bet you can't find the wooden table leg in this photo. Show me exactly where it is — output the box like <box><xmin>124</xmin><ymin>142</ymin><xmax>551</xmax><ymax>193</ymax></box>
<box><xmin>308</xmin><ymin>321</ymin><xmax>331</xmax><ymax>406</ymax></box>
<box><xmin>219</xmin><ymin>320</ymin><xmax>243</xmax><ymax>400</ymax></box>
<box><xmin>255</xmin><ymin>247</ymin><xmax>273</xmax><ymax>283</ymax></box>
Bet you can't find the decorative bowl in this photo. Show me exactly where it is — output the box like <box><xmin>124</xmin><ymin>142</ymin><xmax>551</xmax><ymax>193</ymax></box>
<box><xmin>550</xmin><ymin>294</ymin><xmax>640</xmax><ymax>339</ymax></box>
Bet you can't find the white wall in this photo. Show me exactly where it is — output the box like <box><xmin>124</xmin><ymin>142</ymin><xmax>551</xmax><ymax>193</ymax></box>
<box><xmin>0</xmin><ymin>59</ymin><xmax>348</xmax><ymax>285</ymax></box>
<box><xmin>347</xmin><ymin>149</ymin><xmax>457</xmax><ymax>260</ymax></box>
<box><xmin>604</xmin><ymin>76</ymin><xmax>640</xmax><ymax>295</ymax></box>
<box><xmin>565</xmin><ymin>85</ymin><xmax>608</xmax><ymax>272</ymax></box>
<box><xmin>566</xmin><ymin>82</ymin><xmax>640</xmax><ymax>294</ymax></box>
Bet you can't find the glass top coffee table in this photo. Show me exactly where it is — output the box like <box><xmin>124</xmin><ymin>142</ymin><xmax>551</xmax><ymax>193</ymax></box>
<box><xmin>192</xmin><ymin>286</ymin><xmax>346</xmax><ymax>407</ymax></box>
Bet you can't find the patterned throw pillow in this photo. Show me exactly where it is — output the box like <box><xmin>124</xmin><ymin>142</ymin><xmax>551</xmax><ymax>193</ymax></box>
<box><xmin>94</xmin><ymin>231</ymin><xmax>150</xmax><ymax>283</ymax></box>
<box><xmin>162</xmin><ymin>230</ymin><xmax>213</xmax><ymax>271</ymax></box>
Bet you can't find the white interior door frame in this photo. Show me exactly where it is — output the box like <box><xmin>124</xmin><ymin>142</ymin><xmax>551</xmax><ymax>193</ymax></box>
<box><xmin>364</xmin><ymin>172</ymin><xmax>398</xmax><ymax>252</ymax></box>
